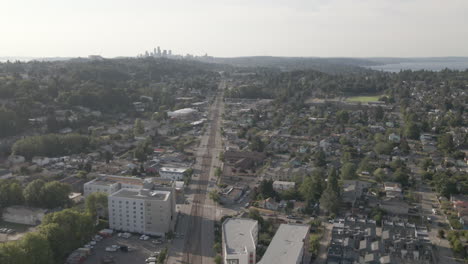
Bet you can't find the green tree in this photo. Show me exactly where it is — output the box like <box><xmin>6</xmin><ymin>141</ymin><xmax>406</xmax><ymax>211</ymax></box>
<box><xmin>85</xmin><ymin>192</ymin><xmax>108</xmax><ymax>219</ymax></box>
<box><xmin>38</xmin><ymin>223</ymin><xmax>69</xmax><ymax>263</ymax></box>
<box><xmin>393</xmin><ymin>169</ymin><xmax>409</xmax><ymax>187</ymax></box>
<box><xmin>319</xmin><ymin>187</ymin><xmax>340</xmax><ymax>214</ymax></box>
<box><xmin>42</xmin><ymin>181</ymin><xmax>71</xmax><ymax>209</ymax></box>
<box><xmin>314</xmin><ymin>149</ymin><xmax>326</xmax><ymax>167</ymax></box>
<box><xmin>340</xmin><ymin>163</ymin><xmax>357</xmax><ymax>180</ymax></box>
<box><xmin>336</xmin><ymin>110</ymin><xmax>349</xmax><ymax>124</ymax></box>
<box><xmin>438</xmin><ymin>134</ymin><xmax>454</xmax><ymax>153</ymax></box>
<box><xmin>134</xmin><ymin>118</ymin><xmax>144</xmax><ymax>135</ymax></box>
<box><xmin>214</xmin><ymin>255</ymin><xmax>223</xmax><ymax>264</ymax></box>
<box><xmin>327</xmin><ymin>167</ymin><xmax>339</xmax><ymax>194</ymax></box>
<box><xmin>23</xmin><ymin>179</ymin><xmax>46</xmax><ymax>207</ymax></box>
<box><xmin>258</xmin><ymin>180</ymin><xmax>276</xmax><ymax>199</ymax></box>
<box><xmin>404</xmin><ymin>122</ymin><xmax>420</xmax><ymax>140</ymax></box>
<box><xmin>21</xmin><ymin>232</ymin><xmax>54</xmax><ymax>264</ymax></box>
<box><xmin>0</xmin><ymin>240</ymin><xmax>27</xmax><ymax>264</ymax></box>
<box><xmin>249</xmin><ymin>135</ymin><xmax>265</xmax><ymax>152</ymax></box>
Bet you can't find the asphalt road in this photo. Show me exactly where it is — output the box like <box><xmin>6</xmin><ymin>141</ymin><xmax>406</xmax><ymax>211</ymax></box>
<box><xmin>167</xmin><ymin>83</ymin><xmax>224</xmax><ymax>264</ymax></box>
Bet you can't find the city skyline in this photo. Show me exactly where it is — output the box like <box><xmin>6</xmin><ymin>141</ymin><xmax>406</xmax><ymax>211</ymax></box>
<box><xmin>1</xmin><ymin>0</ymin><xmax>468</xmax><ymax>58</ymax></box>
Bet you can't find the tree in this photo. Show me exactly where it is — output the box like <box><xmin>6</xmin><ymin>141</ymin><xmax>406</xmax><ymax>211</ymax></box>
<box><xmin>258</xmin><ymin>180</ymin><xmax>276</xmax><ymax>199</ymax></box>
<box><xmin>214</xmin><ymin>255</ymin><xmax>223</xmax><ymax>264</ymax></box>
<box><xmin>327</xmin><ymin>167</ymin><xmax>339</xmax><ymax>194</ymax></box>
<box><xmin>299</xmin><ymin>173</ymin><xmax>323</xmax><ymax>204</ymax></box>
<box><xmin>0</xmin><ymin>240</ymin><xmax>27</xmax><ymax>264</ymax></box>
<box><xmin>134</xmin><ymin>118</ymin><xmax>144</xmax><ymax>135</ymax></box>
<box><xmin>134</xmin><ymin>144</ymin><xmax>147</xmax><ymax>162</ymax></box>
<box><xmin>336</xmin><ymin>110</ymin><xmax>349</xmax><ymax>124</ymax></box>
<box><xmin>393</xmin><ymin>169</ymin><xmax>409</xmax><ymax>187</ymax></box>
<box><xmin>438</xmin><ymin>134</ymin><xmax>454</xmax><ymax>153</ymax></box>
<box><xmin>23</xmin><ymin>179</ymin><xmax>46</xmax><ymax>207</ymax></box>
<box><xmin>250</xmin><ymin>135</ymin><xmax>265</xmax><ymax>152</ymax></box>
<box><xmin>0</xmin><ymin>180</ymin><xmax>24</xmax><ymax>210</ymax></box>
<box><xmin>85</xmin><ymin>192</ymin><xmax>108</xmax><ymax>219</ymax></box>
<box><xmin>404</xmin><ymin>122</ymin><xmax>420</xmax><ymax>140</ymax></box>
<box><xmin>319</xmin><ymin>188</ymin><xmax>340</xmax><ymax>214</ymax></box>
<box><xmin>38</xmin><ymin>223</ymin><xmax>69</xmax><ymax>263</ymax></box>
<box><xmin>374</xmin><ymin>142</ymin><xmax>392</xmax><ymax>155</ymax></box>
<box><xmin>314</xmin><ymin>149</ymin><xmax>326</xmax><ymax>167</ymax></box>
<box><xmin>21</xmin><ymin>232</ymin><xmax>54</xmax><ymax>264</ymax></box>
<box><xmin>41</xmin><ymin>181</ymin><xmax>71</xmax><ymax>209</ymax></box>
<box><xmin>340</xmin><ymin>163</ymin><xmax>357</xmax><ymax>180</ymax></box>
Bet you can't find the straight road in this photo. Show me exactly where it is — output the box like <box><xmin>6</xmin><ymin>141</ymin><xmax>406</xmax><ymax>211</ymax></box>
<box><xmin>167</xmin><ymin>81</ymin><xmax>225</xmax><ymax>264</ymax></box>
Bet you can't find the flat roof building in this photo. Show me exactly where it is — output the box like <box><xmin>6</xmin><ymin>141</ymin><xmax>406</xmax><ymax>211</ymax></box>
<box><xmin>83</xmin><ymin>175</ymin><xmax>144</xmax><ymax>196</ymax></box>
<box><xmin>159</xmin><ymin>167</ymin><xmax>188</xmax><ymax>181</ymax></box>
<box><xmin>108</xmin><ymin>188</ymin><xmax>175</xmax><ymax>236</ymax></box>
<box><xmin>222</xmin><ymin>218</ymin><xmax>258</xmax><ymax>264</ymax></box>
<box><xmin>258</xmin><ymin>224</ymin><xmax>310</xmax><ymax>264</ymax></box>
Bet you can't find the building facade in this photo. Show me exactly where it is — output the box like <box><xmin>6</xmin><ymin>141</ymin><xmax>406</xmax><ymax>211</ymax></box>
<box><xmin>108</xmin><ymin>188</ymin><xmax>175</xmax><ymax>236</ymax></box>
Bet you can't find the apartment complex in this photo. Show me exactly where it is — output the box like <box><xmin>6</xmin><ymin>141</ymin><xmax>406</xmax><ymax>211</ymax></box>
<box><xmin>83</xmin><ymin>175</ymin><xmax>144</xmax><ymax>196</ymax></box>
<box><xmin>82</xmin><ymin>175</ymin><xmax>176</xmax><ymax>236</ymax></box>
<box><xmin>108</xmin><ymin>188</ymin><xmax>175</xmax><ymax>236</ymax></box>
<box><xmin>258</xmin><ymin>224</ymin><xmax>310</xmax><ymax>264</ymax></box>
<box><xmin>222</xmin><ymin>218</ymin><xmax>258</xmax><ymax>264</ymax></box>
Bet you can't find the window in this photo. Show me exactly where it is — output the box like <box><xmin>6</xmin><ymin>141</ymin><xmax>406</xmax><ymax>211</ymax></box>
<box><xmin>226</xmin><ymin>259</ymin><xmax>239</xmax><ymax>264</ymax></box>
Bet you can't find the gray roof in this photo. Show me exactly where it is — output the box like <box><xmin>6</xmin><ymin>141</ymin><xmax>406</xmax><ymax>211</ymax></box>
<box><xmin>110</xmin><ymin>188</ymin><xmax>169</xmax><ymax>201</ymax></box>
<box><xmin>258</xmin><ymin>224</ymin><xmax>310</xmax><ymax>264</ymax></box>
<box><xmin>222</xmin><ymin>218</ymin><xmax>257</xmax><ymax>255</ymax></box>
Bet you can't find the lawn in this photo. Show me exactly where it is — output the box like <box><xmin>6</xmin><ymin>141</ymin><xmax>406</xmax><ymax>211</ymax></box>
<box><xmin>345</xmin><ymin>95</ymin><xmax>381</xmax><ymax>103</ymax></box>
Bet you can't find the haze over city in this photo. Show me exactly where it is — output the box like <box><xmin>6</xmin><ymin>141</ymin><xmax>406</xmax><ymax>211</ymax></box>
<box><xmin>2</xmin><ymin>0</ymin><xmax>468</xmax><ymax>58</ymax></box>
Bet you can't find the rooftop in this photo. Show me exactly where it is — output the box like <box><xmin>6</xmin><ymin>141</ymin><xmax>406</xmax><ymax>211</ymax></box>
<box><xmin>160</xmin><ymin>167</ymin><xmax>188</xmax><ymax>173</ymax></box>
<box><xmin>86</xmin><ymin>175</ymin><xmax>143</xmax><ymax>186</ymax></box>
<box><xmin>223</xmin><ymin>218</ymin><xmax>257</xmax><ymax>255</ymax></box>
<box><xmin>110</xmin><ymin>188</ymin><xmax>170</xmax><ymax>201</ymax></box>
<box><xmin>258</xmin><ymin>224</ymin><xmax>310</xmax><ymax>264</ymax></box>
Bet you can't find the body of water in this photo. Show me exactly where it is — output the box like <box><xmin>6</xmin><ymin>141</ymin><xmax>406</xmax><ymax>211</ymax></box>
<box><xmin>368</xmin><ymin>61</ymin><xmax>468</xmax><ymax>72</ymax></box>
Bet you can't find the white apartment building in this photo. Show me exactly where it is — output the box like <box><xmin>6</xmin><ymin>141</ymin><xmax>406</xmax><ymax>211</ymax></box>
<box><xmin>272</xmin><ymin>181</ymin><xmax>295</xmax><ymax>192</ymax></box>
<box><xmin>159</xmin><ymin>167</ymin><xmax>188</xmax><ymax>181</ymax></box>
<box><xmin>222</xmin><ymin>218</ymin><xmax>258</xmax><ymax>264</ymax></box>
<box><xmin>83</xmin><ymin>175</ymin><xmax>144</xmax><ymax>196</ymax></box>
<box><xmin>258</xmin><ymin>224</ymin><xmax>310</xmax><ymax>264</ymax></box>
<box><xmin>108</xmin><ymin>188</ymin><xmax>175</xmax><ymax>236</ymax></box>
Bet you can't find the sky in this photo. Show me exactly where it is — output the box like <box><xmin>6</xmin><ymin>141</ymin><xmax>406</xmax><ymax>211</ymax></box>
<box><xmin>1</xmin><ymin>0</ymin><xmax>468</xmax><ymax>58</ymax></box>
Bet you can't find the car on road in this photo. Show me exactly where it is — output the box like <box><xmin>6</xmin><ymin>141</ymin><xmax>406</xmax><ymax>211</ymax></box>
<box><xmin>146</xmin><ymin>256</ymin><xmax>157</xmax><ymax>263</ymax></box>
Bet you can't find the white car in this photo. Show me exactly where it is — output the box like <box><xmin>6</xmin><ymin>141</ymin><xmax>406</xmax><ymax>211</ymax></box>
<box><xmin>146</xmin><ymin>257</ymin><xmax>157</xmax><ymax>262</ymax></box>
<box><xmin>140</xmin><ymin>235</ymin><xmax>150</xmax><ymax>240</ymax></box>
<box><xmin>105</xmin><ymin>247</ymin><xmax>117</xmax><ymax>252</ymax></box>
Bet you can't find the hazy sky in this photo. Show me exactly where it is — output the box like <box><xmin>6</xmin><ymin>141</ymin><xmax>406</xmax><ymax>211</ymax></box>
<box><xmin>1</xmin><ymin>0</ymin><xmax>468</xmax><ymax>58</ymax></box>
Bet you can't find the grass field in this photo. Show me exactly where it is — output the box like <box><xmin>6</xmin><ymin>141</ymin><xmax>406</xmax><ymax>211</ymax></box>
<box><xmin>345</xmin><ymin>95</ymin><xmax>381</xmax><ymax>103</ymax></box>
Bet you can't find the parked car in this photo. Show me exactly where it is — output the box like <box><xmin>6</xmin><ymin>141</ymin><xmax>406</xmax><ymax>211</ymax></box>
<box><xmin>105</xmin><ymin>247</ymin><xmax>117</xmax><ymax>252</ymax></box>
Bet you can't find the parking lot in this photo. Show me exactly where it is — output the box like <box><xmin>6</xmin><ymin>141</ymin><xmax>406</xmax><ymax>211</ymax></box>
<box><xmin>82</xmin><ymin>233</ymin><xmax>167</xmax><ymax>264</ymax></box>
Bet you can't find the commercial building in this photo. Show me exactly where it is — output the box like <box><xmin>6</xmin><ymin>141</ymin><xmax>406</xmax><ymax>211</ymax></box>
<box><xmin>108</xmin><ymin>188</ymin><xmax>175</xmax><ymax>236</ymax></box>
<box><xmin>258</xmin><ymin>224</ymin><xmax>310</xmax><ymax>264</ymax></box>
<box><xmin>159</xmin><ymin>167</ymin><xmax>188</xmax><ymax>181</ymax></box>
<box><xmin>222</xmin><ymin>218</ymin><xmax>258</xmax><ymax>264</ymax></box>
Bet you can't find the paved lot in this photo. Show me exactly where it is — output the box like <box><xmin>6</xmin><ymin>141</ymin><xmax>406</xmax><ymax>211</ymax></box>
<box><xmin>82</xmin><ymin>234</ymin><xmax>167</xmax><ymax>264</ymax></box>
